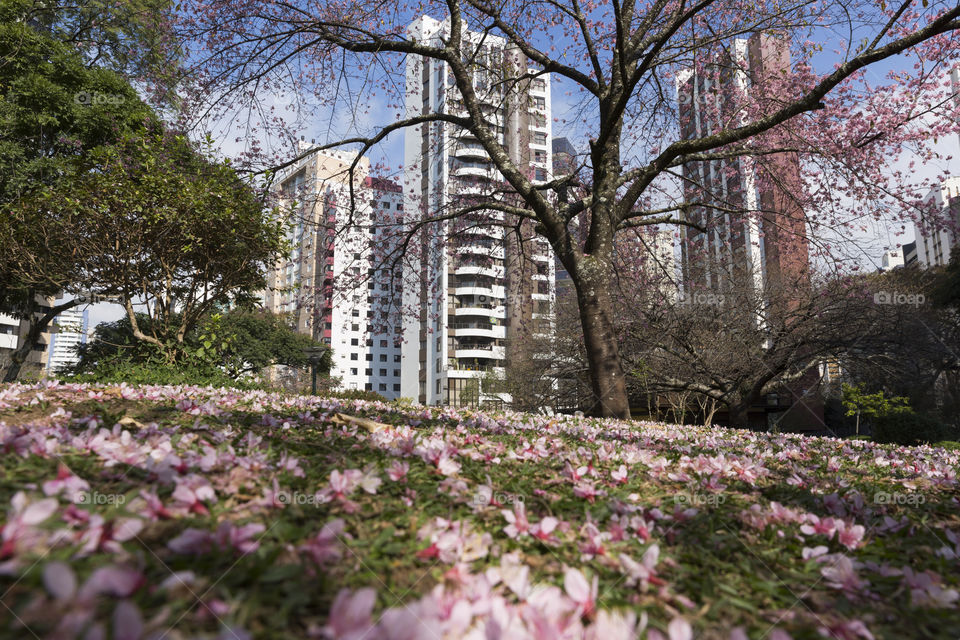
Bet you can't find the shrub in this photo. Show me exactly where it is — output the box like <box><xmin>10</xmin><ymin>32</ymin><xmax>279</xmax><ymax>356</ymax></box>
<box><xmin>872</xmin><ymin>410</ymin><xmax>958</xmax><ymax>446</ymax></box>
<box><xmin>62</xmin><ymin>354</ymin><xmax>259</xmax><ymax>390</ymax></box>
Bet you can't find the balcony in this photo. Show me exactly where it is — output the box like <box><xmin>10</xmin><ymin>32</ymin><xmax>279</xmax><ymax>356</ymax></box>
<box><xmin>455</xmin><ymin>345</ymin><xmax>505</xmax><ymax>360</ymax></box>
<box><xmin>455</xmin><ymin>243</ymin><xmax>504</xmax><ymax>259</ymax></box>
<box><xmin>455</xmin><ymin>265</ymin><xmax>504</xmax><ymax>279</ymax></box>
<box><xmin>454</xmin><ymin>165</ymin><xmax>495</xmax><ymax>180</ymax></box>
<box><xmin>453</xmin><ymin>304</ymin><xmax>505</xmax><ymax>318</ymax></box>
<box><xmin>454</xmin><ymin>327</ymin><xmax>504</xmax><ymax>340</ymax></box>
<box><xmin>454</xmin><ymin>143</ymin><xmax>489</xmax><ymax>160</ymax></box>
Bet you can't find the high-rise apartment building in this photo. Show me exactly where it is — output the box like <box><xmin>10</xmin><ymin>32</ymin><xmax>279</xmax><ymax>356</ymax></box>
<box><xmin>915</xmin><ymin>177</ymin><xmax>960</xmax><ymax>267</ymax></box>
<box><xmin>676</xmin><ymin>33</ymin><xmax>810</xmax><ymax>298</ymax></box>
<box><xmin>403</xmin><ymin>15</ymin><xmax>556</xmax><ymax>407</ymax></box>
<box><xmin>47</xmin><ymin>307</ymin><xmax>89</xmax><ymax>373</ymax></box>
<box><xmin>264</xmin><ymin>144</ymin><xmax>406</xmax><ymax>398</ymax></box>
<box><xmin>676</xmin><ymin>34</ymin><xmax>822</xmax><ymax>432</ymax></box>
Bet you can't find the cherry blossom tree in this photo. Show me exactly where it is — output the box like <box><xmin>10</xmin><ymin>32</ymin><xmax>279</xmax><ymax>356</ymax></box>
<box><xmin>181</xmin><ymin>0</ymin><xmax>960</xmax><ymax>417</ymax></box>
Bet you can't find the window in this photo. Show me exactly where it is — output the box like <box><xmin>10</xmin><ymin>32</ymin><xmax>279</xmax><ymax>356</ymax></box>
<box><xmin>534</xmin><ymin>150</ymin><xmax>547</xmax><ymax>164</ymax></box>
<box><xmin>380</xmin><ymin>340</ymin><xmax>388</xmax><ymax>347</ymax></box>
<box><xmin>531</xmin><ymin>113</ymin><xmax>546</xmax><ymax>128</ymax></box>
<box><xmin>380</xmin><ymin>354</ymin><xmax>387</xmax><ymax>362</ymax></box>
<box><xmin>350</xmin><ymin>368</ymin><xmax>357</xmax><ymax>375</ymax></box>
<box><xmin>393</xmin><ymin>369</ymin><xmax>400</xmax><ymax>377</ymax></box>
<box><xmin>532</xmin><ymin>132</ymin><xmax>547</xmax><ymax>145</ymax></box>
<box><xmin>394</xmin><ymin>355</ymin><xmax>401</xmax><ymax>363</ymax></box>
<box><xmin>365</xmin><ymin>354</ymin><xmax>373</xmax><ymax>361</ymax></box>
<box><xmin>365</xmin><ymin>368</ymin><xmax>372</xmax><ymax>375</ymax></box>
<box><xmin>350</xmin><ymin>353</ymin><xmax>358</xmax><ymax>360</ymax></box>
<box><xmin>352</xmin><ymin>324</ymin><xmax>359</xmax><ymax>331</ymax></box>
<box><xmin>380</xmin><ymin>368</ymin><xmax>387</xmax><ymax>376</ymax></box>
<box><xmin>393</xmin><ymin>384</ymin><xmax>401</xmax><ymax>392</ymax></box>
<box><xmin>365</xmin><ymin>383</ymin><xmax>372</xmax><ymax>391</ymax></box>
<box><xmin>379</xmin><ymin>383</ymin><xmax>387</xmax><ymax>391</ymax></box>
<box><xmin>534</xmin><ymin>168</ymin><xmax>547</xmax><ymax>181</ymax></box>
<box><xmin>530</xmin><ymin>96</ymin><xmax>545</xmax><ymax>110</ymax></box>
<box><xmin>350</xmin><ymin>338</ymin><xmax>358</xmax><ymax>346</ymax></box>
<box><xmin>352</xmin><ymin>310</ymin><xmax>359</xmax><ymax>317</ymax></box>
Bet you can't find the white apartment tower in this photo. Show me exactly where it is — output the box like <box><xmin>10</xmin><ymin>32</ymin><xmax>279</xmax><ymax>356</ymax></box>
<box><xmin>265</xmin><ymin>144</ymin><xmax>406</xmax><ymax>398</ymax></box>
<box><xmin>47</xmin><ymin>307</ymin><xmax>89</xmax><ymax>373</ymax></box>
<box><xmin>402</xmin><ymin>16</ymin><xmax>557</xmax><ymax>407</ymax></box>
<box><xmin>915</xmin><ymin>178</ymin><xmax>960</xmax><ymax>268</ymax></box>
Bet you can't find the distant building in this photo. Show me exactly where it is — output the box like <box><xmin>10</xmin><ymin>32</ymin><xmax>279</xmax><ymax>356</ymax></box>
<box><xmin>879</xmin><ymin>241</ymin><xmax>918</xmax><ymax>271</ymax></box>
<box><xmin>675</xmin><ymin>33</ymin><xmax>821</xmax><ymax>432</ymax></box>
<box><xmin>915</xmin><ymin>177</ymin><xmax>960</xmax><ymax>268</ymax></box>
<box><xmin>0</xmin><ymin>298</ymin><xmax>54</xmax><ymax>378</ymax></box>
<box><xmin>264</xmin><ymin>143</ymin><xmax>406</xmax><ymax>398</ymax></box>
<box><xmin>676</xmin><ymin>33</ymin><xmax>811</xmax><ymax>297</ymax></box>
<box><xmin>47</xmin><ymin>308</ymin><xmax>89</xmax><ymax>373</ymax></box>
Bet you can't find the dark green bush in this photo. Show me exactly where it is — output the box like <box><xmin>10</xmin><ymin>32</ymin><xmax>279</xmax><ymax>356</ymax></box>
<box><xmin>872</xmin><ymin>410</ymin><xmax>958</xmax><ymax>446</ymax></box>
<box><xmin>62</xmin><ymin>354</ymin><xmax>259</xmax><ymax>389</ymax></box>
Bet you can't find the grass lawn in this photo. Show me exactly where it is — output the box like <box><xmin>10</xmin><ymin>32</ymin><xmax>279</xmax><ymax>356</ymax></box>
<box><xmin>1</xmin><ymin>381</ymin><xmax>958</xmax><ymax>639</ymax></box>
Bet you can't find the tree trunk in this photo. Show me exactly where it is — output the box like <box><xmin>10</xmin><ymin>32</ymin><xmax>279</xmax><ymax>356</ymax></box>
<box><xmin>3</xmin><ymin>298</ymin><xmax>82</xmax><ymax>383</ymax></box>
<box><xmin>727</xmin><ymin>401</ymin><xmax>751</xmax><ymax>429</ymax></box>
<box><xmin>574</xmin><ymin>262</ymin><xmax>631</xmax><ymax>419</ymax></box>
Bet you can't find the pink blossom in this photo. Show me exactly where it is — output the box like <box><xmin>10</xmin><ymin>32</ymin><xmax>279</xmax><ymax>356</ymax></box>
<box><xmin>835</xmin><ymin>521</ymin><xmax>866</xmax><ymax>550</ymax></box>
<box><xmin>610</xmin><ymin>465</ymin><xmax>628</xmax><ymax>484</ymax></box>
<box><xmin>321</xmin><ymin>588</ymin><xmax>376</xmax><ymax>639</ymax></box>
<box><xmin>531</xmin><ymin>516</ymin><xmax>559</xmax><ymax>542</ymax></box>
<box><xmin>78</xmin><ymin>515</ymin><xmax>143</xmax><ymax>556</ymax></box>
<box><xmin>42</xmin><ymin>464</ymin><xmax>90</xmax><ymax>502</ymax></box>
<box><xmin>168</xmin><ymin>528</ymin><xmax>215</xmax><ymax>554</ymax></box>
<box><xmin>300</xmin><ymin>519</ymin><xmax>347</xmax><ymax>565</ymax></box>
<box><xmin>387</xmin><ymin>461</ymin><xmax>409</xmax><ymax>482</ymax></box>
<box><xmin>215</xmin><ymin>521</ymin><xmax>265</xmax><ymax>554</ymax></box>
<box><xmin>0</xmin><ymin>492</ymin><xmax>58</xmax><ymax>560</ymax></box>
<box><xmin>502</xmin><ymin>503</ymin><xmax>530</xmax><ymax>539</ymax></box>
<box><xmin>618</xmin><ymin>544</ymin><xmax>661</xmax><ymax>590</ymax></box>
<box><xmin>564</xmin><ymin>567</ymin><xmax>597</xmax><ymax>618</ymax></box>
<box><xmin>171</xmin><ymin>475</ymin><xmax>217</xmax><ymax>515</ymax></box>
<box><xmin>573</xmin><ymin>480</ymin><xmax>604</xmax><ymax>503</ymax></box>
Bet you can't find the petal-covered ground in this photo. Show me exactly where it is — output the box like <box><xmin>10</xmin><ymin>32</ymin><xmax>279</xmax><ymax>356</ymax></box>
<box><xmin>1</xmin><ymin>382</ymin><xmax>958</xmax><ymax>639</ymax></box>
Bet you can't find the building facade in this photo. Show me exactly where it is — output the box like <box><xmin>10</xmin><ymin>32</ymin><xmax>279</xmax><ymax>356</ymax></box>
<box><xmin>47</xmin><ymin>307</ymin><xmax>90</xmax><ymax>374</ymax></box>
<box><xmin>403</xmin><ymin>15</ymin><xmax>556</xmax><ymax>407</ymax></box>
<box><xmin>676</xmin><ymin>33</ymin><xmax>810</xmax><ymax>298</ymax></box>
<box><xmin>264</xmin><ymin>144</ymin><xmax>406</xmax><ymax>398</ymax></box>
<box><xmin>915</xmin><ymin>177</ymin><xmax>960</xmax><ymax>268</ymax></box>
<box><xmin>0</xmin><ymin>299</ymin><xmax>54</xmax><ymax>378</ymax></box>
<box><xmin>675</xmin><ymin>33</ymin><xmax>822</xmax><ymax>432</ymax></box>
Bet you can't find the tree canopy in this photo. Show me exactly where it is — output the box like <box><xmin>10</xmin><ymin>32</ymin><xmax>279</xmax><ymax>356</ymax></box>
<box><xmin>180</xmin><ymin>0</ymin><xmax>960</xmax><ymax>416</ymax></box>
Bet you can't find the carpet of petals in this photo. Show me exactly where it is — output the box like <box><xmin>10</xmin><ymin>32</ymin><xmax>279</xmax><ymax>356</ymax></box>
<box><xmin>1</xmin><ymin>381</ymin><xmax>959</xmax><ymax>639</ymax></box>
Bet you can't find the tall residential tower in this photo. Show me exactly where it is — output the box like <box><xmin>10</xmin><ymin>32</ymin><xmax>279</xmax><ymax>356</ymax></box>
<box><xmin>402</xmin><ymin>15</ymin><xmax>556</xmax><ymax>406</ymax></box>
